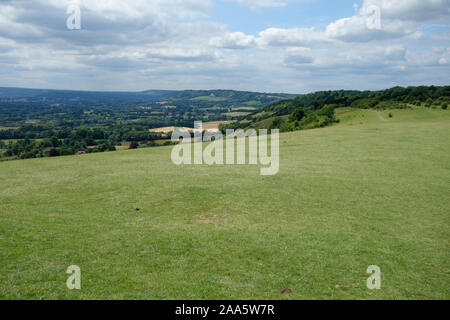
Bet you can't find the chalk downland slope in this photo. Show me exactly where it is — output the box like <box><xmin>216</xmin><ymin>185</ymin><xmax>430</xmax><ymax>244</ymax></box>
<box><xmin>0</xmin><ymin>108</ymin><xmax>449</xmax><ymax>299</ymax></box>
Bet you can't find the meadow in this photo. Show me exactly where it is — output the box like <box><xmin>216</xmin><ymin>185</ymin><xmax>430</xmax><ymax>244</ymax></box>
<box><xmin>0</xmin><ymin>108</ymin><xmax>449</xmax><ymax>299</ymax></box>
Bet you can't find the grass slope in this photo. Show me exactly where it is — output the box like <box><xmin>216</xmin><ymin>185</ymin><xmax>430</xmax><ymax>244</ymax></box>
<box><xmin>1</xmin><ymin>108</ymin><xmax>449</xmax><ymax>299</ymax></box>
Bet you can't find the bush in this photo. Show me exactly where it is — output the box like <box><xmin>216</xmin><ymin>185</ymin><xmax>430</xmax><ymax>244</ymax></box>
<box><xmin>60</xmin><ymin>147</ymin><xmax>74</xmax><ymax>156</ymax></box>
<box><xmin>48</xmin><ymin>148</ymin><xmax>59</xmax><ymax>157</ymax></box>
<box><xmin>20</xmin><ymin>151</ymin><xmax>36</xmax><ymax>159</ymax></box>
<box><xmin>443</xmin><ymin>104</ymin><xmax>448</xmax><ymax>110</ymax></box>
<box><xmin>129</xmin><ymin>141</ymin><xmax>139</xmax><ymax>149</ymax></box>
<box><xmin>388</xmin><ymin>113</ymin><xmax>393</xmax><ymax>118</ymax></box>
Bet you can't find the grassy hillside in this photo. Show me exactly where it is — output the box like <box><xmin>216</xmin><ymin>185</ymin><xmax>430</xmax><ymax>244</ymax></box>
<box><xmin>224</xmin><ymin>86</ymin><xmax>450</xmax><ymax>132</ymax></box>
<box><xmin>1</xmin><ymin>108</ymin><xmax>449</xmax><ymax>299</ymax></box>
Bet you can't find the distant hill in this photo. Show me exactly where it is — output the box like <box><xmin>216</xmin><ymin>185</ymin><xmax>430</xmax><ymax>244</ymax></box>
<box><xmin>164</xmin><ymin>89</ymin><xmax>294</xmax><ymax>109</ymax></box>
<box><xmin>0</xmin><ymin>87</ymin><xmax>295</xmax><ymax>125</ymax></box>
<box><xmin>0</xmin><ymin>87</ymin><xmax>176</xmax><ymax>106</ymax></box>
<box><xmin>0</xmin><ymin>87</ymin><xmax>293</xmax><ymax>109</ymax></box>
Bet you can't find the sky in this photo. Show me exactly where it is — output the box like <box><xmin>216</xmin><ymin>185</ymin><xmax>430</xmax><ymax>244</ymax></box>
<box><xmin>0</xmin><ymin>0</ymin><xmax>449</xmax><ymax>93</ymax></box>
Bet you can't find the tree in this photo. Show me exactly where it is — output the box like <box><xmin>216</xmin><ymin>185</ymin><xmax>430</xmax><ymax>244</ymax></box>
<box><xmin>50</xmin><ymin>136</ymin><xmax>60</xmax><ymax>147</ymax></box>
<box><xmin>290</xmin><ymin>107</ymin><xmax>305</xmax><ymax>122</ymax></box>
<box><xmin>92</xmin><ymin>128</ymin><xmax>105</xmax><ymax>139</ymax></box>
<box><xmin>270</xmin><ymin>117</ymin><xmax>283</xmax><ymax>130</ymax></box>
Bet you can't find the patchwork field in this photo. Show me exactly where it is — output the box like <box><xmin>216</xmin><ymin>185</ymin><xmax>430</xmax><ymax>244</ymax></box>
<box><xmin>0</xmin><ymin>108</ymin><xmax>449</xmax><ymax>299</ymax></box>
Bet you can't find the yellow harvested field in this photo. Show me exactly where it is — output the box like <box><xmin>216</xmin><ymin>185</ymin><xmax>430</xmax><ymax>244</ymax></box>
<box><xmin>202</xmin><ymin>121</ymin><xmax>233</xmax><ymax>130</ymax></box>
<box><xmin>149</xmin><ymin>121</ymin><xmax>233</xmax><ymax>133</ymax></box>
<box><xmin>224</xmin><ymin>112</ymin><xmax>251</xmax><ymax>117</ymax></box>
<box><xmin>149</xmin><ymin>126</ymin><xmax>192</xmax><ymax>133</ymax></box>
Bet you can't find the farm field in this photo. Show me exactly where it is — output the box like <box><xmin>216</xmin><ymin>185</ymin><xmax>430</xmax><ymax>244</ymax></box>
<box><xmin>0</xmin><ymin>127</ymin><xmax>19</xmax><ymax>131</ymax></box>
<box><xmin>149</xmin><ymin>121</ymin><xmax>233</xmax><ymax>133</ymax></box>
<box><xmin>0</xmin><ymin>108</ymin><xmax>449</xmax><ymax>299</ymax></box>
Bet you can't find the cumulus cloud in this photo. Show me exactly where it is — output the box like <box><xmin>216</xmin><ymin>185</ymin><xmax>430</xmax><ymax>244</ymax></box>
<box><xmin>0</xmin><ymin>0</ymin><xmax>217</xmax><ymax>47</ymax></box>
<box><xmin>284</xmin><ymin>47</ymin><xmax>314</xmax><ymax>65</ymax></box>
<box><xmin>365</xmin><ymin>0</ymin><xmax>450</xmax><ymax>22</ymax></box>
<box><xmin>326</xmin><ymin>0</ymin><xmax>450</xmax><ymax>42</ymax></box>
<box><xmin>0</xmin><ymin>0</ymin><xmax>448</xmax><ymax>92</ymax></box>
<box><xmin>145</xmin><ymin>48</ymin><xmax>221</xmax><ymax>62</ymax></box>
<box><xmin>228</xmin><ymin>0</ymin><xmax>287</xmax><ymax>9</ymax></box>
<box><xmin>210</xmin><ymin>32</ymin><xmax>258</xmax><ymax>49</ymax></box>
<box><xmin>211</xmin><ymin>27</ymin><xmax>328</xmax><ymax>49</ymax></box>
<box><xmin>325</xmin><ymin>15</ymin><xmax>418</xmax><ymax>42</ymax></box>
<box><xmin>227</xmin><ymin>0</ymin><xmax>314</xmax><ymax>10</ymax></box>
<box><xmin>215</xmin><ymin>0</ymin><xmax>450</xmax><ymax>49</ymax></box>
<box><xmin>258</xmin><ymin>27</ymin><xmax>328</xmax><ymax>46</ymax></box>
<box><xmin>384</xmin><ymin>46</ymin><xmax>407</xmax><ymax>61</ymax></box>
<box><xmin>0</xmin><ymin>0</ymin><xmax>222</xmax><ymax>59</ymax></box>
<box><xmin>47</xmin><ymin>0</ymin><xmax>213</xmax><ymax>20</ymax></box>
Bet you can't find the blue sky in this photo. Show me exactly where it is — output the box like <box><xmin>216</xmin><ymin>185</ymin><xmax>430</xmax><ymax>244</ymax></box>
<box><xmin>0</xmin><ymin>0</ymin><xmax>449</xmax><ymax>93</ymax></box>
<box><xmin>212</xmin><ymin>0</ymin><xmax>359</xmax><ymax>33</ymax></box>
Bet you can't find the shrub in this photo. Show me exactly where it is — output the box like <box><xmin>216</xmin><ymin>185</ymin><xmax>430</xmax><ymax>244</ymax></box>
<box><xmin>129</xmin><ymin>141</ymin><xmax>139</xmax><ymax>149</ymax></box>
<box><xmin>48</xmin><ymin>148</ymin><xmax>59</xmax><ymax>157</ymax></box>
<box><xmin>443</xmin><ymin>104</ymin><xmax>448</xmax><ymax>110</ymax></box>
<box><xmin>388</xmin><ymin>113</ymin><xmax>393</xmax><ymax>118</ymax></box>
<box><xmin>60</xmin><ymin>147</ymin><xmax>74</xmax><ymax>156</ymax></box>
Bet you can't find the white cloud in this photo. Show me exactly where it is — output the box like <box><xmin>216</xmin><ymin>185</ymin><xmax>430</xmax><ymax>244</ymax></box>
<box><xmin>228</xmin><ymin>0</ymin><xmax>287</xmax><ymax>9</ymax></box>
<box><xmin>326</xmin><ymin>0</ymin><xmax>450</xmax><ymax>42</ymax></box>
<box><xmin>384</xmin><ymin>46</ymin><xmax>407</xmax><ymax>61</ymax></box>
<box><xmin>215</xmin><ymin>0</ymin><xmax>450</xmax><ymax>49</ymax></box>
<box><xmin>0</xmin><ymin>0</ymin><xmax>448</xmax><ymax>92</ymax></box>
<box><xmin>325</xmin><ymin>15</ymin><xmax>418</xmax><ymax>42</ymax></box>
<box><xmin>210</xmin><ymin>32</ymin><xmax>258</xmax><ymax>49</ymax></box>
<box><xmin>364</xmin><ymin>0</ymin><xmax>450</xmax><ymax>22</ymax></box>
<box><xmin>228</xmin><ymin>0</ymin><xmax>314</xmax><ymax>10</ymax></box>
<box><xmin>212</xmin><ymin>27</ymin><xmax>328</xmax><ymax>49</ymax></box>
<box><xmin>284</xmin><ymin>47</ymin><xmax>314</xmax><ymax>65</ymax></box>
<box><xmin>258</xmin><ymin>27</ymin><xmax>328</xmax><ymax>46</ymax></box>
<box><xmin>45</xmin><ymin>0</ymin><xmax>213</xmax><ymax>20</ymax></box>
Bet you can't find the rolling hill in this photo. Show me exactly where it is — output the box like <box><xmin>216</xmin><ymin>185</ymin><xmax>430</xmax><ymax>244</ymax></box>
<box><xmin>222</xmin><ymin>86</ymin><xmax>450</xmax><ymax>132</ymax></box>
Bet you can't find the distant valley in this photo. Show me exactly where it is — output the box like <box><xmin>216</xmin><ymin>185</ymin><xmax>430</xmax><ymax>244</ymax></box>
<box><xmin>0</xmin><ymin>85</ymin><xmax>448</xmax><ymax>161</ymax></box>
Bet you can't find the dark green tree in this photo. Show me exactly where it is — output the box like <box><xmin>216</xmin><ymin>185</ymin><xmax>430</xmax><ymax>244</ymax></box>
<box><xmin>129</xmin><ymin>141</ymin><xmax>139</xmax><ymax>149</ymax></box>
<box><xmin>290</xmin><ymin>107</ymin><xmax>305</xmax><ymax>122</ymax></box>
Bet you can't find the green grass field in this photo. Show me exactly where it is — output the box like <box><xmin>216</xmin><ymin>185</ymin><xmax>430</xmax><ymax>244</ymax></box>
<box><xmin>1</xmin><ymin>108</ymin><xmax>449</xmax><ymax>299</ymax></box>
<box><xmin>190</xmin><ymin>96</ymin><xmax>228</xmax><ymax>102</ymax></box>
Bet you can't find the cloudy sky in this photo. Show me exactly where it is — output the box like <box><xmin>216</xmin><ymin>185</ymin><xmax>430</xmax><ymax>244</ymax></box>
<box><xmin>0</xmin><ymin>0</ymin><xmax>449</xmax><ymax>93</ymax></box>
